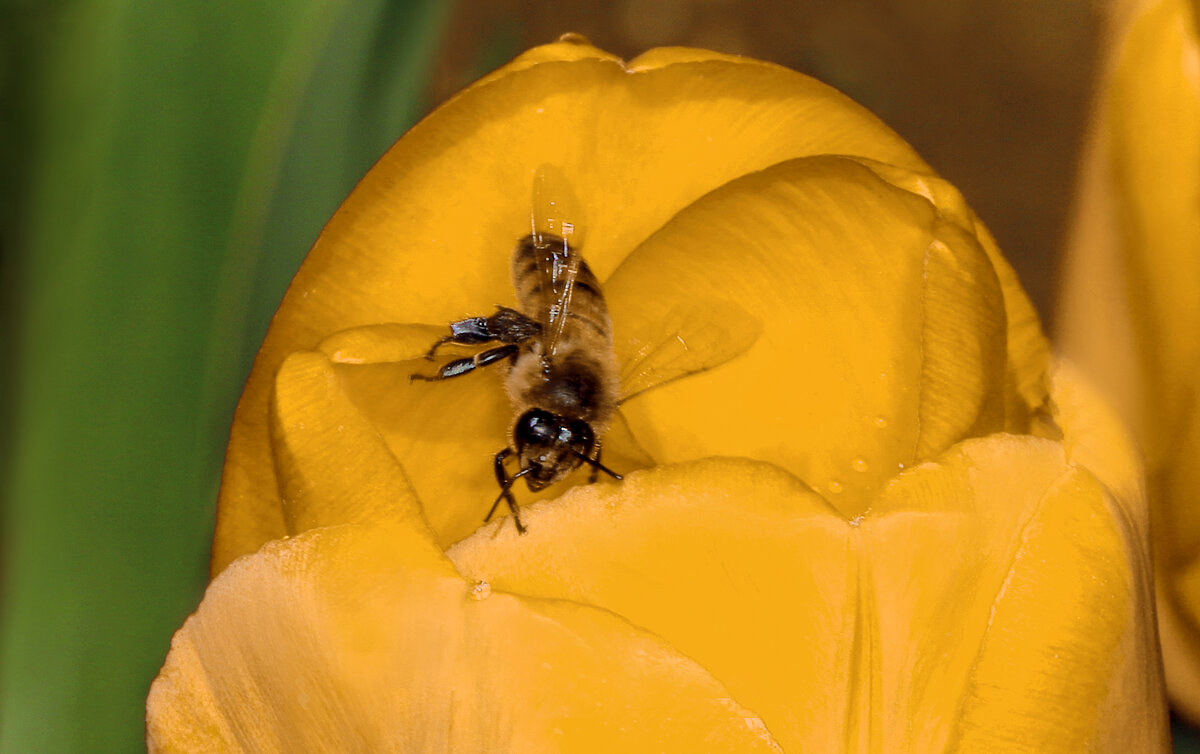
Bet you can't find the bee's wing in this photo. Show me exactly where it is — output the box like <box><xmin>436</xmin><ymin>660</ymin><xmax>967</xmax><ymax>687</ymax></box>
<box><xmin>617</xmin><ymin>298</ymin><xmax>763</xmax><ymax>405</ymax></box>
<box><xmin>530</xmin><ymin>164</ymin><xmax>586</xmax><ymax>358</ymax></box>
<box><xmin>533</xmin><ymin>238</ymin><xmax>583</xmax><ymax>358</ymax></box>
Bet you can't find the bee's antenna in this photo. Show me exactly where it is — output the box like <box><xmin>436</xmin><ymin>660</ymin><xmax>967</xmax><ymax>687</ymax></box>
<box><xmin>573</xmin><ymin>452</ymin><xmax>623</xmax><ymax>481</ymax></box>
<box><xmin>486</xmin><ymin>466</ymin><xmax>533</xmax><ymax>522</ymax></box>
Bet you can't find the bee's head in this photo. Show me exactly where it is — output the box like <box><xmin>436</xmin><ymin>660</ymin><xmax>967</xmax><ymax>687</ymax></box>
<box><xmin>513</xmin><ymin>408</ymin><xmax>594</xmax><ymax>490</ymax></box>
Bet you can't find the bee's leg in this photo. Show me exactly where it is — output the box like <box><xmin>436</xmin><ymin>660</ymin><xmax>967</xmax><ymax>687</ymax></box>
<box><xmin>587</xmin><ymin>442</ymin><xmax>603</xmax><ymax>484</ymax></box>
<box><xmin>576</xmin><ymin>444</ymin><xmax>622</xmax><ymax>483</ymax></box>
<box><xmin>423</xmin><ymin>317</ymin><xmax>490</xmax><ymax>359</ymax></box>
<box><xmin>421</xmin><ymin>335</ymin><xmax>454</xmax><ymax>360</ymax></box>
<box><xmin>410</xmin><ymin>344</ymin><xmax>518</xmax><ymax>382</ymax></box>
<box><xmin>487</xmin><ymin>306</ymin><xmax>541</xmax><ymax>343</ymax></box>
<box><xmin>425</xmin><ymin>307</ymin><xmax>541</xmax><ymax>359</ymax></box>
<box><xmin>488</xmin><ymin>447</ymin><xmax>527</xmax><ymax>534</ymax></box>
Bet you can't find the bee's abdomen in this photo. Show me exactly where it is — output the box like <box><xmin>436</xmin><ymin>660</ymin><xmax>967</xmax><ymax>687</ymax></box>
<box><xmin>511</xmin><ymin>234</ymin><xmax>611</xmax><ymax>340</ymax></box>
<box><xmin>528</xmin><ymin>352</ymin><xmax>610</xmax><ymax>420</ymax></box>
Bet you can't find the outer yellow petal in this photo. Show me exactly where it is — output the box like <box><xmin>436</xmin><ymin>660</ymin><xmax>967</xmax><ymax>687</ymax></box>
<box><xmin>1062</xmin><ymin>0</ymin><xmax>1200</xmax><ymax>546</ymax></box>
<box><xmin>1106</xmin><ymin>0</ymin><xmax>1200</xmax><ymax>444</ymax></box>
<box><xmin>1059</xmin><ymin>0</ymin><xmax>1200</xmax><ymax>719</ymax></box>
<box><xmin>212</xmin><ymin>41</ymin><xmax>932</xmax><ymax>574</ymax></box>
<box><xmin>1104</xmin><ymin>4</ymin><xmax>1200</xmax><ymax>690</ymax></box>
<box><xmin>148</xmin><ymin>522</ymin><xmax>781</xmax><ymax>752</ymax></box>
<box><xmin>450</xmin><ymin>441</ymin><xmax>1167</xmax><ymax>751</ymax></box>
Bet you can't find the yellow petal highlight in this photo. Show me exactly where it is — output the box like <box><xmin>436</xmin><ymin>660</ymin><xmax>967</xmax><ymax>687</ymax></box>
<box><xmin>609</xmin><ymin>156</ymin><xmax>1010</xmax><ymax>516</ymax></box>
<box><xmin>317</xmin><ymin>322</ymin><xmax>445</xmax><ymax>365</ymax></box>
<box><xmin>627</xmin><ymin>46</ymin><xmax>791</xmax><ymax>71</ymax></box>
<box><xmin>212</xmin><ymin>41</ymin><xmax>932</xmax><ymax>574</ymax></box>
<box><xmin>450</xmin><ymin>441</ymin><xmax>1166</xmax><ymax>751</ymax></box>
<box><xmin>148</xmin><ymin>522</ymin><xmax>781</xmax><ymax>753</ymax></box>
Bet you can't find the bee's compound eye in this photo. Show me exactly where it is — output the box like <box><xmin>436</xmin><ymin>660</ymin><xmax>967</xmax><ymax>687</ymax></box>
<box><xmin>515</xmin><ymin>409</ymin><xmax>557</xmax><ymax>446</ymax></box>
<box><xmin>566</xmin><ymin>419</ymin><xmax>594</xmax><ymax>452</ymax></box>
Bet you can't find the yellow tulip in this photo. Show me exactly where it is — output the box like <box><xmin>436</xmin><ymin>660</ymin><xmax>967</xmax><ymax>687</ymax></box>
<box><xmin>149</xmin><ymin>37</ymin><xmax>1168</xmax><ymax>751</ymax></box>
<box><xmin>1059</xmin><ymin>0</ymin><xmax>1200</xmax><ymax>723</ymax></box>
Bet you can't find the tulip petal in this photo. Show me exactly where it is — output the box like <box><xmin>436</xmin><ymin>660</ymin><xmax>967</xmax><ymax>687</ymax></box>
<box><xmin>1049</xmin><ymin>359</ymin><xmax>1147</xmax><ymax>547</ymax></box>
<box><xmin>943</xmin><ymin>462</ymin><xmax>1163</xmax><ymax>752</ymax></box>
<box><xmin>317</xmin><ymin>322</ymin><xmax>446</xmax><ymax>364</ymax></box>
<box><xmin>276</xmin><ymin>323</ymin><xmax>522</xmax><ymax>543</ymax></box>
<box><xmin>147</xmin><ymin>523</ymin><xmax>782</xmax><ymax>752</ymax></box>
<box><xmin>1157</xmin><ymin>387</ymin><xmax>1200</xmax><ymax>717</ymax></box>
<box><xmin>847</xmin><ymin>159</ymin><xmax>1051</xmax><ymax>425</ymax></box>
<box><xmin>1058</xmin><ymin>0</ymin><xmax>1200</xmax><ymax>719</ymax></box>
<box><xmin>627</xmin><ymin>46</ymin><xmax>793</xmax><ymax>71</ymax></box>
<box><xmin>608</xmin><ymin>156</ymin><xmax>1009</xmax><ymax>516</ymax></box>
<box><xmin>1106</xmin><ymin>0</ymin><xmax>1200</xmax><ymax>453</ymax></box>
<box><xmin>1103</xmin><ymin>4</ymin><xmax>1200</xmax><ymax>708</ymax></box>
<box><xmin>269</xmin><ymin>348</ymin><xmax>427</xmax><ymax>534</ymax></box>
<box><xmin>328</xmin><ymin>346</ymin><xmax>516</xmax><ymax>543</ymax></box>
<box><xmin>213</xmin><ymin>41</ymin><xmax>932</xmax><ymax>573</ymax></box>
<box><xmin>450</xmin><ymin>443</ymin><xmax>1167</xmax><ymax>751</ymax></box>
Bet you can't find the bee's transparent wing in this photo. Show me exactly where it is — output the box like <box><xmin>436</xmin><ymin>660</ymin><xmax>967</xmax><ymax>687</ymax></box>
<box><xmin>533</xmin><ymin>239</ymin><xmax>583</xmax><ymax>358</ymax></box>
<box><xmin>530</xmin><ymin>164</ymin><xmax>585</xmax><ymax>357</ymax></box>
<box><xmin>617</xmin><ymin>298</ymin><xmax>763</xmax><ymax>405</ymax></box>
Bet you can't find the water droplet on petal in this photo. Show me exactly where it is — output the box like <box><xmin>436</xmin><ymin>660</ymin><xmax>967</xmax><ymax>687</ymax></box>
<box><xmin>852</xmin><ymin>458</ymin><xmax>869</xmax><ymax>473</ymax></box>
<box><xmin>874</xmin><ymin>416</ymin><xmax>888</xmax><ymax>429</ymax></box>
<box><xmin>829</xmin><ymin>480</ymin><xmax>844</xmax><ymax>494</ymax></box>
<box><xmin>472</xmin><ymin>581</ymin><xmax>491</xmax><ymax>601</ymax></box>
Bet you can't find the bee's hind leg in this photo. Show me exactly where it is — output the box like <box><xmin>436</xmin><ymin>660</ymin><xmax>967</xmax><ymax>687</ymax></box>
<box><xmin>410</xmin><ymin>343</ymin><xmax>518</xmax><ymax>382</ymax></box>
<box><xmin>488</xmin><ymin>447</ymin><xmax>527</xmax><ymax>534</ymax></box>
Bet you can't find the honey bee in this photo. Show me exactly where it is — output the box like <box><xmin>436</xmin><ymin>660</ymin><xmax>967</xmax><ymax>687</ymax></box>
<box><xmin>412</xmin><ymin>165</ymin><xmax>761</xmax><ymax>533</ymax></box>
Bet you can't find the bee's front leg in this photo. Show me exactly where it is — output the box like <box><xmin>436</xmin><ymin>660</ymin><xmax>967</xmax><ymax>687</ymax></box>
<box><xmin>578</xmin><ymin>443</ymin><xmax>622</xmax><ymax>484</ymax></box>
<box><xmin>487</xmin><ymin>447</ymin><xmax>527</xmax><ymax>534</ymax></box>
<box><xmin>587</xmin><ymin>443</ymin><xmax>603</xmax><ymax>485</ymax></box>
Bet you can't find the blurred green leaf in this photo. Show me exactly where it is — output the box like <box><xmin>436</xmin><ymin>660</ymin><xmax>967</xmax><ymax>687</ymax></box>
<box><xmin>0</xmin><ymin>1</ymin><xmax>449</xmax><ymax>751</ymax></box>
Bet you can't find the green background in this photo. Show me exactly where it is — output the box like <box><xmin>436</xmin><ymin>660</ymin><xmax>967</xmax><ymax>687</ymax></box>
<box><xmin>0</xmin><ymin>1</ymin><xmax>455</xmax><ymax>750</ymax></box>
